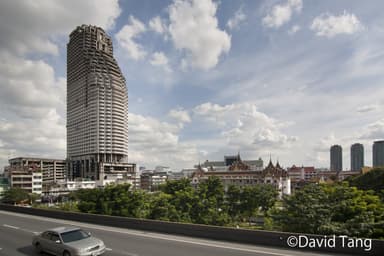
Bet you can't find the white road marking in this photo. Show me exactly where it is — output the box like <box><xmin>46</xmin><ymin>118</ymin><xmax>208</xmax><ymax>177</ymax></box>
<box><xmin>46</xmin><ymin>223</ymin><xmax>326</xmax><ymax>256</ymax></box>
<box><xmin>106</xmin><ymin>247</ymin><xmax>113</xmax><ymax>251</ymax></box>
<box><xmin>0</xmin><ymin>210</ymin><xmax>335</xmax><ymax>256</ymax></box>
<box><xmin>2</xmin><ymin>224</ymin><xmax>37</xmax><ymax>234</ymax></box>
<box><xmin>3</xmin><ymin>224</ymin><xmax>19</xmax><ymax>229</ymax></box>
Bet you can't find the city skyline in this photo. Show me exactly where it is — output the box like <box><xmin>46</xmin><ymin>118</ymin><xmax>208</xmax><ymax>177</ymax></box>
<box><xmin>1</xmin><ymin>0</ymin><xmax>384</xmax><ymax>170</ymax></box>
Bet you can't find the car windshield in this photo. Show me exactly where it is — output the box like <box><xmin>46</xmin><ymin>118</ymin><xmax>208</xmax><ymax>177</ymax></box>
<box><xmin>60</xmin><ymin>229</ymin><xmax>90</xmax><ymax>243</ymax></box>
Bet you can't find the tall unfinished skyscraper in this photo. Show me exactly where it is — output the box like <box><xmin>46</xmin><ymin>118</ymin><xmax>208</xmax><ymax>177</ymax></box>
<box><xmin>67</xmin><ymin>25</ymin><xmax>135</xmax><ymax>183</ymax></box>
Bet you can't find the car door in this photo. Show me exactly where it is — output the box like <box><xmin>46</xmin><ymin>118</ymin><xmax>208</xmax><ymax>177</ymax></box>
<box><xmin>39</xmin><ymin>231</ymin><xmax>52</xmax><ymax>252</ymax></box>
<box><xmin>48</xmin><ymin>232</ymin><xmax>64</xmax><ymax>255</ymax></box>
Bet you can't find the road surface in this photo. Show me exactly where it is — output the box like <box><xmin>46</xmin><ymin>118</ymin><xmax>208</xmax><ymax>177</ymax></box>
<box><xmin>0</xmin><ymin>210</ymin><xmax>342</xmax><ymax>256</ymax></box>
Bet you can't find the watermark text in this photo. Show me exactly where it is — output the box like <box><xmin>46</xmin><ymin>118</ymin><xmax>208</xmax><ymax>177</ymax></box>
<box><xmin>286</xmin><ymin>235</ymin><xmax>372</xmax><ymax>251</ymax></box>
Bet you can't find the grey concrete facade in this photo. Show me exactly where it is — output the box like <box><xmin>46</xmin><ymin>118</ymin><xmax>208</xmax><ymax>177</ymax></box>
<box><xmin>330</xmin><ymin>144</ymin><xmax>342</xmax><ymax>171</ymax></box>
<box><xmin>67</xmin><ymin>25</ymin><xmax>134</xmax><ymax>181</ymax></box>
<box><xmin>373</xmin><ymin>140</ymin><xmax>384</xmax><ymax>167</ymax></box>
<box><xmin>7</xmin><ymin>157</ymin><xmax>65</xmax><ymax>184</ymax></box>
<box><xmin>350</xmin><ymin>143</ymin><xmax>364</xmax><ymax>171</ymax></box>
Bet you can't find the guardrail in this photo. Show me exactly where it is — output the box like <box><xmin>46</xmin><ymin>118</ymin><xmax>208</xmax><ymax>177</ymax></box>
<box><xmin>1</xmin><ymin>203</ymin><xmax>383</xmax><ymax>255</ymax></box>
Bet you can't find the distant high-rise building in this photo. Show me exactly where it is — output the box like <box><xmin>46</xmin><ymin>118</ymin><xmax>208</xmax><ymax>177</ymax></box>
<box><xmin>67</xmin><ymin>25</ymin><xmax>135</xmax><ymax>182</ymax></box>
<box><xmin>373</xmin><ymin>140</ymin><xmax>384</xmax><ymax>167</ymax></box>
<box><xmin>330</xmin><ymin>145</ymin><xmax>342</xmax><ymax>171</ymax></box>
<box><xmin>350</xmin><ymin>143</ymin><xmax>364</xmax><ymax>171</ymax></box>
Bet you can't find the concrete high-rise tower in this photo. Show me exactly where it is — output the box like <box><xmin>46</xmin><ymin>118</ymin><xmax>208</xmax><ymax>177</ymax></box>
<box><xmin>373</xmin><ymin>140</ymin><xmax>384</xmax><ymax>167</ymax></box>
<box><xmin>350</xmin><ymin>143</ymin><xmax>364</xmax><ymax>171</ymax></box>
<box><xmin>67</xmin><ymin>25</ymin><xmax>134</xmax><ymax>182</ymax></box>
<box><xmin>330</xmin><ymin>145</ymin><xmax>342</xmax><ymax>171</ymax></box>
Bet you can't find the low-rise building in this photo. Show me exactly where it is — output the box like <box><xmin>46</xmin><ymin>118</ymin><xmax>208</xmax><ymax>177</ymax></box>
<box><xmin>317</xmin><ymin>170</ymin><xmax>361</xmax><ymax>182</ymax></box>
<box><xmin>95</xmin><ymin>163</ymin><xmax>137</xmax><ymax>188</ymax></box>
<box><xmin>44</xmin><ymin>180</ymin><xmax>96</xmax><ymax>196</ymax></box>
<box><xmin>287</xmin><ymin>165</ymin><xmax>317</xmax><ymax>182</ymax></box>
<box><xmin>7</xmin><ymin>157</ymin><xmax>66</xmax><ymax>185</ymax></box>
<box><xmin>192</xmin><ymin>158</ymin><xmax>291</xmax><ymax>197</ymax></box>
<box><xmin>5</xmin><ymin>166</ymin><xmax>43</xmax><ymax>195</ymax></box>
<box><xmin>140</xmin><ymin>171</ymin><xmax>168</xmax><ymax>191</ymax></box>
<box><xmin>167</xmin><ymin>172</ymin><xmax>185</xmax><ymax>180</ymax></box>
<box><xmin>180</xmin><ymin>168</ymin><xmax>198</xmax><ymax>178</ymax></box>
<box><xmin>288</xmin><ymin>165</ymin><xmax>362</xmax><ymax>189</ymax></box>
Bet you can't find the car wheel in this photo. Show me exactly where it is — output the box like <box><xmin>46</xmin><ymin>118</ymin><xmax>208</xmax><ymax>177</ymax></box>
<box><xmin>63</xmin><ymin>251</ymin><xmax>71</xmax><ymax>256</ymax></box>
<box><xmin>34</xmin><ymin>243</ymin><xmax>43</xmax><ymax>254</ymax></box>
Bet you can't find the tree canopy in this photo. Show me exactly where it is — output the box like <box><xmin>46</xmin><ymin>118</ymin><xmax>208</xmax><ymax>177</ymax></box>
<box><xmin>274</xmin><ymin>183</ymin><xmax>384</xmax><ymax>238</ymax></box>
<box><xmin>72</xmin><ymin>178</ymin><xmax>278</xmax><ymax>227</ymax></box>
<box><xmin>1</xmin><ymin>187</ymin><xmax>35</xmax><ymax>204</ymax></box>
<box><xmin>348</xmin><ymin>168</ymin><xmax>384</xmax><ymax>201</ymax></box>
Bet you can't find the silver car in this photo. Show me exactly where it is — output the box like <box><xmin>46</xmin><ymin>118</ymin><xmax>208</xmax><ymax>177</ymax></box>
<box><xmin>32</xmin><ymin>226</ymin><xmax>106</xmax><ymax>256</ymax></box>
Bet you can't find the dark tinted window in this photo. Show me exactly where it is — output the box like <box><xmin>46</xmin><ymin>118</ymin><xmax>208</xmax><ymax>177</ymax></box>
<box><xmin>61</xmin><ymin>229</ymin><xmax>90</xmax><ymax>243</ymax></box>
<box><xmin>41</xmin><ymin>231</ymin><xmax>51</xmax><ymax>239</ymax></box>
<box><xmin>50</xmin><ymin>233</ymin><xmax>60</xmax><ymax>242</ymax></box>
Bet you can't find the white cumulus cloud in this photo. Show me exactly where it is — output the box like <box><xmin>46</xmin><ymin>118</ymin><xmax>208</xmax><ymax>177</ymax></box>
<box><xmin>227</xmin><ymin>6</ymin><xmax>246</xmax><ymax>30</ymax></box>
<box><xmin>357</xmin><ymin>104</ymin><xmax>379</xmax><ymax>113</ymax></box>
<box><xmin>359</xmin><ymin>119</ymin><xmax>384</xmax><ymax>140</ymax></box>
<box><xmin>149</xmin><ymin>16</ymin><xmax>167</xmax><ymax>34</ymax></box>
<box><xmin>128</xmin><ymin>113</ymin><xmax>198</xmax><ymax>169</ymax></box>
<box><xmin>288</xmin><ymin>25</ymin><xmax>301</xmax><ymax>35</ymax></box>
<box><xmin>310</xmin><ymin>11</ymin><xmax>363</xmax><ymax>38</ymax></box>
<box><xmin>0</xmin><ymin>0</ymin><xmax>121</xmax><ymax>56</ymax></box>
<box><xmin>262</xmin><ymin>0</ymin><xmax>303</xmax><ymax>28</ymax></box>
<box><xmin>149</xmin><ymin>52</ymin><xmax>172</xmax><ymax>72</ymax></box>
<box><xmin>168</xmin><ymin>108</ymin><xmax>191</xmax><ymax>125</ymax></box>
<box><xmin>0</xmin><ymin>0</ymin><xmax>121</xmax><ymax>168</ymax></box>
<box><xmin>193</xmin><ymin>102</ymin><xmax>297</xmax><ymax>150</ymax></box>
<box><xmin>116</xmin><ymin>16</ymin><xmax>147</xmax><ymax>60</ymax></box>
<box><xmin>168</xmin><ymin>0</ymin><xmax>231</xmax><ymax>70</ymax></box>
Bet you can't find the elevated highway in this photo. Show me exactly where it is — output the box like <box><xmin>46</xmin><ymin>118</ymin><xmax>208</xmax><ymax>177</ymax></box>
<box><xmin>0</xmin><ymin>210</ymin><xmax>338</xmax><ymax>256</ymax></box>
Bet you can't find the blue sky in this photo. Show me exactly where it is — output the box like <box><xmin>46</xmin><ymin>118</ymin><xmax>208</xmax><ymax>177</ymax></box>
<box><xmin>0</xmin><ymin>0</ymin><xmax>384</xmax><ymax>171</ymax></box>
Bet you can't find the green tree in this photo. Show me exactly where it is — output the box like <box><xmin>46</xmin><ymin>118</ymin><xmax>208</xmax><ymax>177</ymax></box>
<box><xmin>274</xmin><ymin>183</ymin><xmax>384</xmax><ymax>238</ymax></box>
<box><xmin>162</xmin><ymin>178</ymin><xmax>191</xmax><ymax>195</ymax></box>
<box><xmin>1</xmin><ymin>187</ymin><xmax>30</xmax><ymax>204</ymax></box>
<box><xmin>161</xmin><ymin>178</ymin><xmax>196</xmax><ymax>222</ymax></box>
<box><xmin>239</xmin><ymin>185</ymin><xmax>278</xmax><ymax>224</ymax></box>
<box><xmin>191</xmin><ymin>176</ymin><xmax>229</xmax><ymax>225</ymax></box>
<box><xmin>240</xmin><ymin>186</ymin><xmax>261</xmax><ymax>224</ymax></box>
<box><xmin>348</xmin><ymin>168</ymin><xmax>384</xmax><ymax>201</ymax></box>
<box><xmin>124</xmin><ymin>189</ymin><xmax>150</xmax><ymax>218</ymax></box>
<box><xmin>274</xmin><ymin>183</ymin><xmax>332</xmax><ymax>234</ymax></box>
<box><xmin>76</xmin><ymin>187</ymin><xmax>103</xmax><ymax>213</ymax></box>
<box><xmin>226</xmin><ymin>185</ymin><xmax>242</xmax><ymax>222</ymax></box>
<box><xmin>148</xmin><ymin>192</ymin><xmax>179</xmax><ymax>221</ymax></box>
<box><xmin>75</xmin><ymin>184</ymin><xmax>151</xmax><ymax>218</ymax></box>
<box><xmin>322</xmin><ymin>183</ymin><xmax>384</xmax><ymax>237</ymax></box>
<box><xmin>257</xmin><ymin>185</ymin><xmax>278</xmax><ymax>213</ymax></box>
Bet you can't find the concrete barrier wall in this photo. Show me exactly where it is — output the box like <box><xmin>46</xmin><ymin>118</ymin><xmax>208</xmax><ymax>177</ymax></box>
<box><xmin>1</xmin><ymin>204</ymin><xmax>383</xmax><ymax>255</ymax></box>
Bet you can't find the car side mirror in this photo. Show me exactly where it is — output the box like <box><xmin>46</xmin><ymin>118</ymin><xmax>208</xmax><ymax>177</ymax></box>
<box><xmin>55</xmin><ymin>240</ymin><xmax>61</xmax><ymax>244</ymax></box>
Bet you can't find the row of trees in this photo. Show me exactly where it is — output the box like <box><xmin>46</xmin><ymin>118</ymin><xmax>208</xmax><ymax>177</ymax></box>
<box><xmin>3</xmin><ymin>168</ymin><xmax>383</xmax><ymax>239</ymax></box>
<box><xmin>274</xmin><ymin>182</ymin><xmax>384</xmax><ymax>238</ymax></box>
<box><xmin>72</xmin><ymin>177</ymin><xmax>278</xmax><ymax>226</ymax></box>
<box><xmin>1</xmin><ymin>187</ymin><xmax>39</xmax><ymax>205</ymax></box>
<box><xmin>274</xmin><ymin>168</ymin><xmax>384</xmax><ymax>239</ymax></box>
<box><xmin>347</xmin><ymin>168</ymin><xmax>384</xmax><ymax>201</ymax></box>
<box><xmin>71</xmin><ymin>171</ymin><xmax>384</xmax><ymax>238</ymax></box>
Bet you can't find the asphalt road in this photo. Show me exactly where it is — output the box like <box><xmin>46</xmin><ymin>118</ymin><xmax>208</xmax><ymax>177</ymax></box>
<box><xmin>0</xmin><ymin>210</ymin><xmax>341</xmax><ymax>256</ymax></box>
